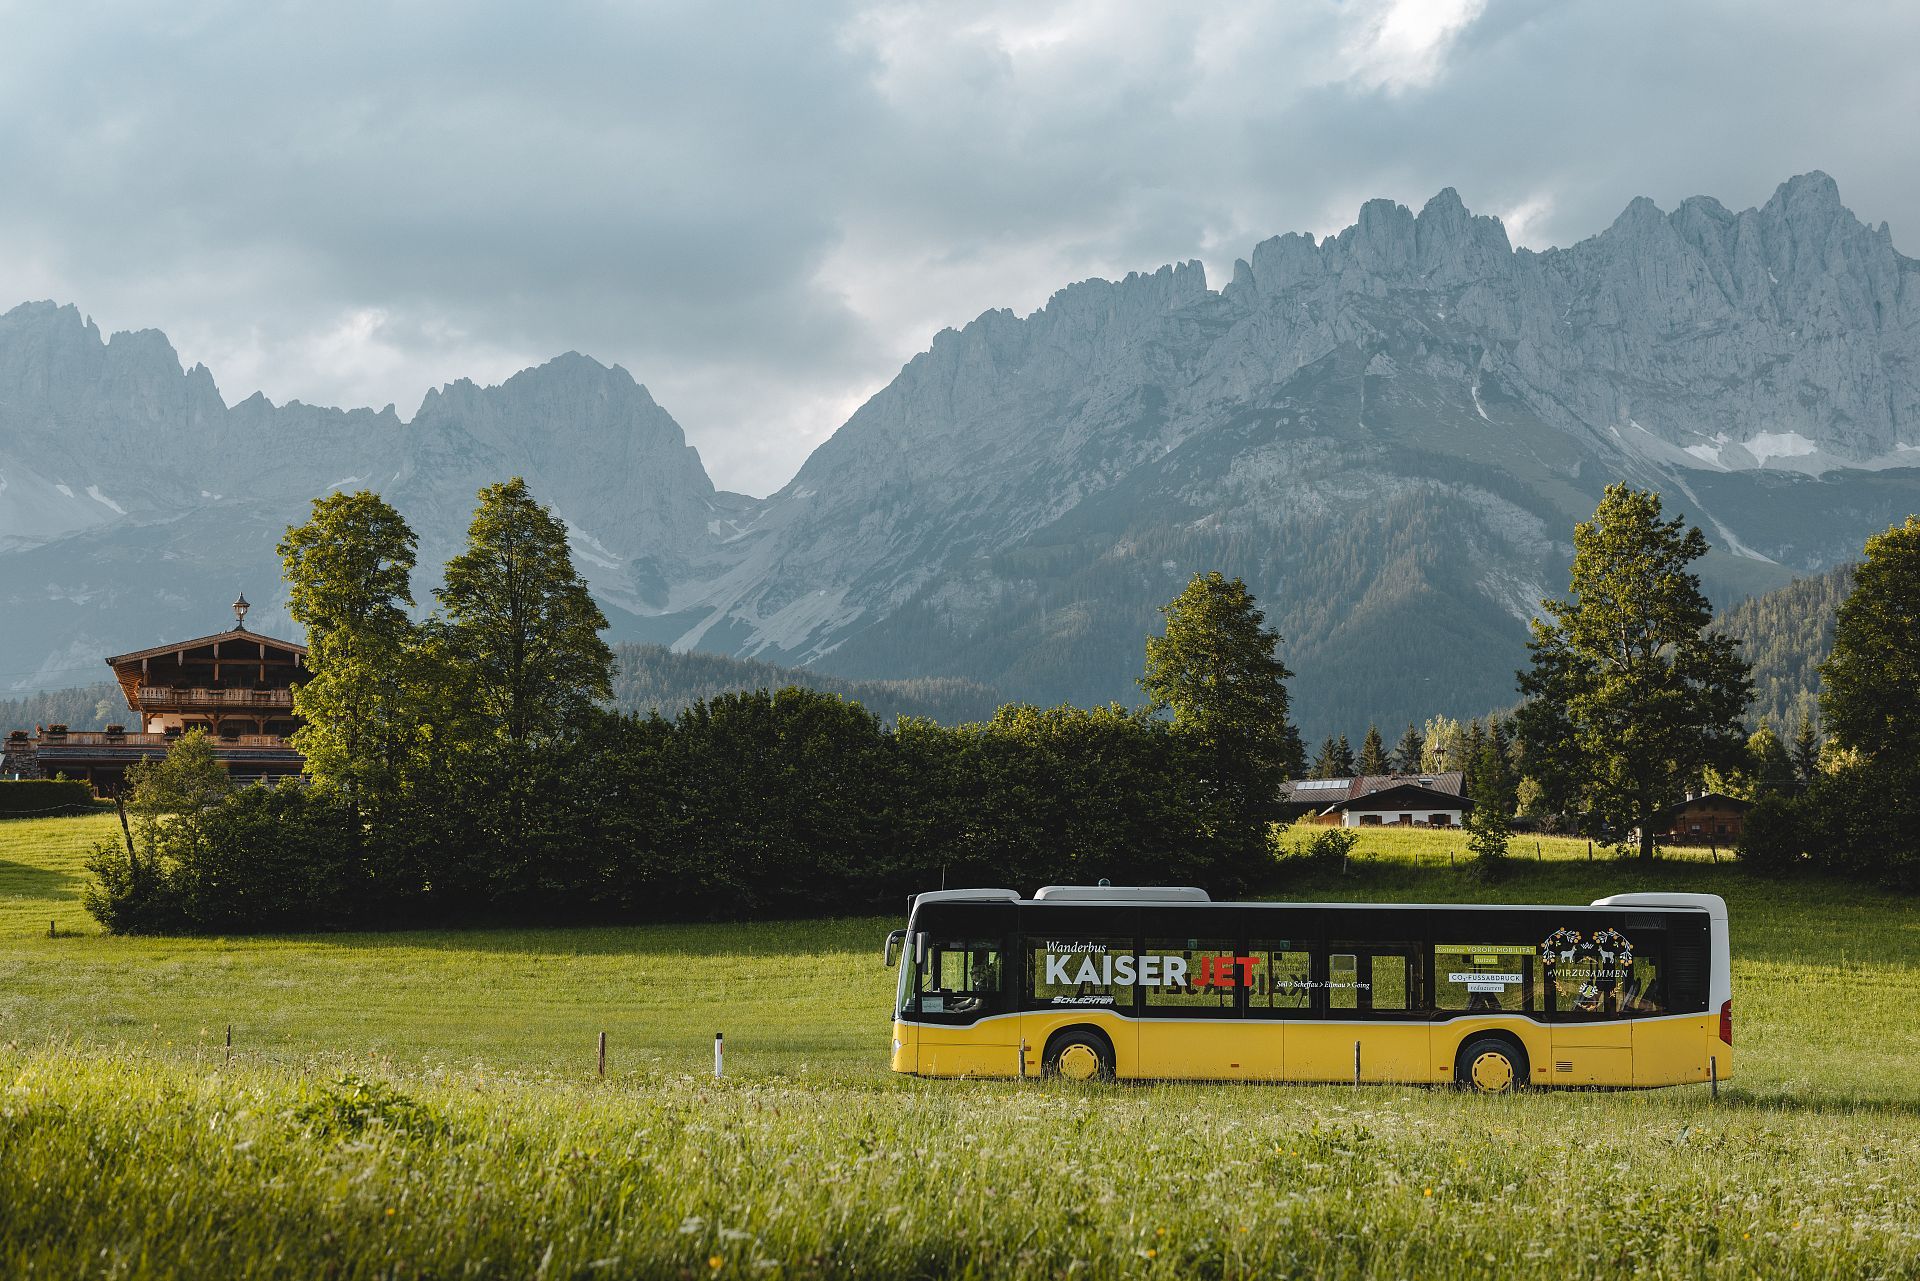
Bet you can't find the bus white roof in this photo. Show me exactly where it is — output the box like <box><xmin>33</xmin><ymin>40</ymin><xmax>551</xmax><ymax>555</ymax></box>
<box><xmin>1033</xmin><ymin>885</ymin><xmax>1212</xmax><ymax>903</ymax></box>
<box><xmin>910</xmin><ymin>886</ymin><xmax>1719</xmax><ymax>915</ymax></box>
<box><xmin>1590</xmin><ymin>891</ymin><xmax>1727</xmax><ymax>920</ymax></box>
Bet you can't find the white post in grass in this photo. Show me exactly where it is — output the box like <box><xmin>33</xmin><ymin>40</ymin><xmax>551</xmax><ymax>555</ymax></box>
<box><xmin>1352</xmin><ymin>1041</ymin><xmax>1361</xmax><ymax>1086</ymax></box>
<box><xmin>1709</xmin><ymin>1055</ymin><xmax>1718</xmax><ymax>1101</ymax></box>
<box><xmin>714</xmin><ymin>1032</ymin><xmax>724</xmax><ymax>1078</ymax></box>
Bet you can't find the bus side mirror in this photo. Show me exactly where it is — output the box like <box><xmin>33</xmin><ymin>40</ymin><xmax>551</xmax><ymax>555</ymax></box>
<box><xmin>913</xmin><ymin>933</ymin><xmax>927</xmax><ymax>966</ymax></box>
<box><xmin>883</xmin><ymin>929</ymin><xmax>905</xmax><ymax>967</ymax></box>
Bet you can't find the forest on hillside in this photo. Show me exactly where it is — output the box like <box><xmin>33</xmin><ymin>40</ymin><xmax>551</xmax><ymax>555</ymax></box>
<box><xmin>0</xmin><ymin>560</ymin><xmax>1867</xmax><ymax>743</ymax></box>
<box><xmin>1716</xmin><ymin>563</ymin><xmax>1853</xmax><ymax>730</ymax></box>
<box><xmin>609</xmin><ymin>643</ymin><xmax>1002</xmax><ymax>724</ymax></box>
<box><xmin>0</xmin><ymin>682</ymin><xmax>123</xmax><ymax>733</ymax></box>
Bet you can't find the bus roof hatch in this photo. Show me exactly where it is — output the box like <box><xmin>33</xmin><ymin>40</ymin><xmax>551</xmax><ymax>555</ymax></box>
<box><xmin>1032</xmin><ymin>886</ymin><xmax>1212</xmax><ymax>903</ymax></box>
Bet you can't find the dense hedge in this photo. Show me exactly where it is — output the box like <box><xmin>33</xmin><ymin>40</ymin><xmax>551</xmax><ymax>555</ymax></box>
<box><xmin>85</xmin><ymin>689</ymin><xmax>1277</xmax><ymax>933</ymax></box>
<box><xmin>0</xmin><ymin>779</ymin><xmax>96</xmax><ymax>818</ymax></box>
<box><xmin>1738</xmin><ymin>760</ymin><xmax>1920</xmax><ymax>891</ymax></box>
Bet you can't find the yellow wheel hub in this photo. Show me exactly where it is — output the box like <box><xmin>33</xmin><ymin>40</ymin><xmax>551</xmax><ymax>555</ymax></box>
<box><xmin>1470</xmin><ymin>1050</ymin><xmax>1515</xmax><ymax>1093</ymax></box>
<box><xmin>1057</xmin><ymin>1044</ymin><xmax>1102</xmax><ymax>1081</ymax></box>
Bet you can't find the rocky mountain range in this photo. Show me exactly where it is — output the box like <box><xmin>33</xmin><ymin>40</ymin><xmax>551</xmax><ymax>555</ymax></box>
<box><xmin>2</xmin><ymin>172</ymin><xmax>1917</xmax><ymax>733</ymax></box>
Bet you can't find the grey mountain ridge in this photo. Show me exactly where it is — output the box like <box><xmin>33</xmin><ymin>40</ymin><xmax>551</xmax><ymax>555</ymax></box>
<box><xmin>2</xmin><ymin>172</ymin><xmax>1918</xmax><ymax>732</ymax></box>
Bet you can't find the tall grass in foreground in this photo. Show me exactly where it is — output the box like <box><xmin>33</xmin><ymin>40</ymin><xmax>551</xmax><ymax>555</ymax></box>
<box><xmin>3</xmin><ymin>1047</ymin><xmax>1918</xmax><ymax>1280</ymax></box>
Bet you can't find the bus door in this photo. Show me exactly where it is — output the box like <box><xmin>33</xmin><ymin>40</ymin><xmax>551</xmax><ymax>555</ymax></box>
<box><xmin>1299</xmin><ymin>942</ymin><xmax>1427</xmax><ymax>1082</ymax></box>
<box><xmin>1543</xmin><ymin>916</ymin><xmax>1633</xmax><ymax>1084</ymax></box>
<box><xmin>1243</xmin><ymin>937</ymin><xmax>1314</xmax><ymax>1080</ymax></box>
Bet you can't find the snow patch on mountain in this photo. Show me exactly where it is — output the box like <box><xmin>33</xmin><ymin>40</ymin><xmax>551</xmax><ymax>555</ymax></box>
<box><xmin>1744</xmin><ymin>432</ymin><xmax>1819</xmax><ymax>466</ymax></box>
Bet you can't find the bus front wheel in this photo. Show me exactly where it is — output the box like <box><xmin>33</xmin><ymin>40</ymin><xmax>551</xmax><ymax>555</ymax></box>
<box><xmin>1455</xmin><ymin>1036</ymin><xmax>1527</xmax><ymax>1094</ymax></box>
<box><xmin>1045</xmin><ymin>1030</ymin><xmax>1115</xmax><ymax>1082</ymax></box>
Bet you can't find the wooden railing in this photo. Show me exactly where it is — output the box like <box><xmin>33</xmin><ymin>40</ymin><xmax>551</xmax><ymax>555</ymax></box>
<box><xmin>37</xmin><ymin>731</ymin><xmax>294</xmax><ymax>748</ymax></box>
<box><xmin>137</xmin><ymin>687</ymin><xmax>294</xmax><ymax>709</ymax></box>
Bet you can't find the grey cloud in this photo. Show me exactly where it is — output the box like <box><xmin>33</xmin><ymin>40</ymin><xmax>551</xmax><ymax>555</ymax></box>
<box><xmin>2</xmin><ymin>1</ymin><xmax>1919</xmax><ymax>494</ymax></box>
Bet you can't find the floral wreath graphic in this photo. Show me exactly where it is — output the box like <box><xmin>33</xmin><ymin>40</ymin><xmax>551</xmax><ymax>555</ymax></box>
<box><xmin>1540</xmin><ymin>927</ymin><xmax>1634</xmax><ymax>970</ymax></box>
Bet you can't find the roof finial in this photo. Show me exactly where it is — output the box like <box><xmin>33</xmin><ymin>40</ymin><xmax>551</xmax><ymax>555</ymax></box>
<box><xmin>233</xmin><ymin>592</ymin><xmax>250</xmax><ymax>631</ymax></box>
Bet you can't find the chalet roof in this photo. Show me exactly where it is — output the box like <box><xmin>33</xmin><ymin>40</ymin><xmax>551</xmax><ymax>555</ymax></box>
<box><xmin>1334</xmin><ymin>780</ymin><xmax>1474</xmax><ymax>813</ymax></box>
<box><xmin>1654</xmin><ymin>792</ymin><xmax>1755</xmax><ymax>826</ymax></box>
<box><xmin>1280</xmin><ymin>771</ymin><xmax>1466</xmax><ymax>807</ymax></box>
<box><xmin>104</xmin><ymin>627</ymin><xmax>307</xmax><ymax>667</ymax></box>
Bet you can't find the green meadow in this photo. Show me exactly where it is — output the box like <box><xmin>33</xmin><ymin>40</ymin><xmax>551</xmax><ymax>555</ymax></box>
<box><xmin>3</xmin><ymin>812</ymin><xmax>1918</xmax><ymax>1278</ymax></box>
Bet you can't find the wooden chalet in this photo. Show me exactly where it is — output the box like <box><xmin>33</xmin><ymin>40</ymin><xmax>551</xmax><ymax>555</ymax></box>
<box><xmin>1278</xmin><ymin>771</ymin><xmax>1471</xmax><ymax>828</ymax></box>
<box><xmin>1652</xmin><ymin>792</ymin><xmax>1752</xmax><ymax>845</ymax></box>
<box><xmin>1</xmin><ymin>595</ymin><xmax>307</xmax><ymax>796</ymax></box>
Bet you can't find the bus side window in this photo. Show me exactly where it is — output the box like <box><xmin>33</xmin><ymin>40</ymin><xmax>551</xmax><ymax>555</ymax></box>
<box><xmin>1329</xmin><ymin>954</ymin><xmax>1360</xmax><ymax>1010</ymax></box>
<box><xmin>1248</xmin><ymin>949</ymin><xmax>1313</xmax><ymax>1014</ymax></box>
<box><xmin>1369</xmin><ymin>955</ymin><xmax>1411</xmax><ymax>1011</ymax></box>
<box><xmin>1140</xmin><ymin>938</ymin><xmax>1239</xmax><ymax>1013</ymax></box>
<box><xmin>1433</xmin><ymin>945</ymin><xmax>1533</xmax><ymax>1013</ymax></box>
<box><xmin>1622</xmin><ymin>954</ymin><xmax>1665</xmax><ymax>1014</ymax></box>
<box><xmin>1028</xmin><ymin>938</ymin><xmax>1135</xmax><ymax>1011</ymax></box>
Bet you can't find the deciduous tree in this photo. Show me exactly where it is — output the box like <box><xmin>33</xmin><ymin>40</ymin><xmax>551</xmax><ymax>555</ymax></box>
<box><xmin>277</xmin><ymin>491</ymin><xmax>423</xmax><ymax>810</ymax></box>
<box><xmin>1822</xmin><ymin>516</ymin><xmax>1920</xmax><ymax>765</ymax></box>
<box><xmin>1744</xmin><ymin>725</ymin><xmax>1796</xmax><ymax>797</ymax></box>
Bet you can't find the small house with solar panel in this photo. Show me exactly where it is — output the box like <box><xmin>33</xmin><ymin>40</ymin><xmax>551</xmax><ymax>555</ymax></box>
<box><xmin>1278</xmin><ymin>772</ymin><xmax>1470</xmax><ymax>828</ymax></box>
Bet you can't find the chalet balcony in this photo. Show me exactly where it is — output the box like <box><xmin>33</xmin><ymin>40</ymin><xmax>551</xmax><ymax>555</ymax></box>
<box><xmin>37</xmin><ymin>729</ymin><xmax>293</xmax><ymax>748</ymax></box>
<box><xmin>137</xmin><ymin>687</ymin><xmax>294</xmax><ymax>710</ymax></box>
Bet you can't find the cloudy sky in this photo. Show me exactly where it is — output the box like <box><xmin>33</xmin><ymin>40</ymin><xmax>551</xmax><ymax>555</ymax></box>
<box><xmin>2</xmin><ymin>0</ymin><xmax>1915</xmax><ymax>494</ymax></box>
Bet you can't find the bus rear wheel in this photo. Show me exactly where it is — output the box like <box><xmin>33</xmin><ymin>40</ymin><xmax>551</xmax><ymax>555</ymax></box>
<box><xmin>1456</xmin><ymin>1037</ymin><xmax>1526</xmax><ymax>1094</ymax></box>
<box><xmin>1045</xmin><ymin>1031</ymin><xmax>1114</xmax><ymax>1082</ymax></box>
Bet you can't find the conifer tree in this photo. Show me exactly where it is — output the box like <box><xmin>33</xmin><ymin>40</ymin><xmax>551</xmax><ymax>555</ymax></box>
<box><xmin>1392</xmin><ymin>725</ymin><xmax>1424</xmax><ymax>774</ymax></box>
<box><xmin>1791</xmin><ymin>715</ymin><xmax>1821</xmax><ymax>786</ymax></box>
<box><xmin>436</xmin><ymin>477</ymin><xmax>615</xmax><ymax>750</ymax></box>
<box><xmin>1517</xmin><ymin>485</ymin><xmax>1753</xmax><ymax>860</ymax></box>
<box><xmin>1141</xmin><ymin>572</ymin><xmax>1303</xmax><ymax>835</ymax></box>
<box><xmin>1310</xmin><ymin>736</ymin><xmax>1341</xmax><ymax>780</ymax></box>
<box><xmin>1356</xmin><ymin>724</ymin><xmax>1390</xmax><ymax>776</ymax></box>
<box><xmin>1464</xmin><ymin>735</ymin><xmax>1515</xmax><ymax>879</ymax></box>
<box><xmin>1461</xmin><ymin>719</ymin><xmax>1486</xmax><ymax>791</ymax></box>
<box><xmin>1333</xmin><ymin>733</ymin><xmax>1355</xmax><ymax>777</ymax></box>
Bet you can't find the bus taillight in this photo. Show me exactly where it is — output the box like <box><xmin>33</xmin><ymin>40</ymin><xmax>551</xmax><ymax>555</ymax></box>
<box><xmin>1719</xmin><ymin>999</ymin><xmax>1733</xmax><ymax>1045</ymax></box>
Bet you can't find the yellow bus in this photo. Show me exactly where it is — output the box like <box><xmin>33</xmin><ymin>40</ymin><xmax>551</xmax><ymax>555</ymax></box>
<box><xmin>883</xmin><ymin>886</ymin><xmax>1731</xmax><ymax>1091</ymax></box>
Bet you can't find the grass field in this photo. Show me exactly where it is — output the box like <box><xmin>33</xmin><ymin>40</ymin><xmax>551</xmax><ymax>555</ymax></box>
<box><xmin>3</xmin><ymin>813</ymin><xmax>1918</xmax><ymax>1277</ymax></box>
